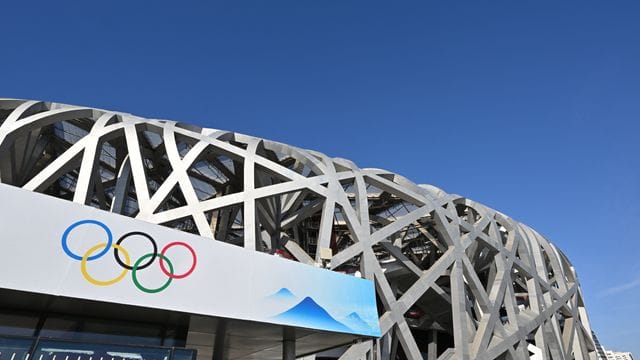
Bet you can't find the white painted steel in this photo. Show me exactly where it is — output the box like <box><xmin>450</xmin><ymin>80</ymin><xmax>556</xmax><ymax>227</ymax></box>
<box><xmin>0</xmin><ymin>99</ymin><xmax>598</xmax><ymax>360</ymax></box>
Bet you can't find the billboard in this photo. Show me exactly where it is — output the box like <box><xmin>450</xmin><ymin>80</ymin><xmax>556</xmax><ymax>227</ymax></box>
<box><xmin>0</xmin><ymin>184</ymin><xmax>380</xmax><ymax>337</ymax></box>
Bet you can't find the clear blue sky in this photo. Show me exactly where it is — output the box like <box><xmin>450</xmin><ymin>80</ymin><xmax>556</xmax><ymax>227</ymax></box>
<box><xmin>2</xmin><ymin>1</ymin><xmax>639</xmax><ymax>354</ymax></box>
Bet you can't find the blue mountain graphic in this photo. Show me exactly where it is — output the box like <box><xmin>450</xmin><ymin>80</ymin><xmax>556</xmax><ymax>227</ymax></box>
<box><xmin>268</xmin><ymin>288</ymin><xmax>297</xmax><ymax>299</ymax></box>
<box><xmin>273</xmin><ymin>296</ymin><xmax>352</xmax><ymax>333</ymax></box>
<box><xmin>341</xmin><ymin>312</ymin><xmax>374</xmax><ymax>334</ymax></box>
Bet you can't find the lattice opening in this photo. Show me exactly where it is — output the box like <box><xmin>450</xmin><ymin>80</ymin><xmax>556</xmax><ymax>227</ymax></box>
<box><xmin>205</xmin><ymin>203</ymin><xmax>244</xmax><ymax>247</ymax></box>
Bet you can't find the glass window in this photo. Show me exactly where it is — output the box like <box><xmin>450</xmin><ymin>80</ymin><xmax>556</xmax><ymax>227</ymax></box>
<box><xmin>39</xmin><ymin>317</ymin><xmax>81</xmax><ymax>339</ymax></box>
<box><xmin>40</xmin><ymin>317</ymin><xmax>164</xmax><ymax>346</ymax></box>
<box><xmin>0</xmin><ymin>312</ymin><xmax>39</xmax><ymax>337</ymax></box>
<box><xmin>160</xmin><ymin>329</ymin><xmax>184</xmax><ymax>348</ymax></box>
<box><xmin>0</xmin><ymin>336</ymin><xmax>34</xmax><ymax>360</ymax></box>
<box><xmin>33</xmin><ymin>339</ymin><xmax>171</xmax><ymax>360</ymax></box>
<box><xmin>171</xmin><ymin>349</ymin><xmax>196</xmax><ymax>360</ymax></box>
<box><xmin>79</xmin><ymin>320</ymin><xmax>163</xmax><ymax>346</ymax></box>
<box><xmin>0</xmin><ymin>310</ymin><xmax>187</xmax><ymax>355</ymax></box>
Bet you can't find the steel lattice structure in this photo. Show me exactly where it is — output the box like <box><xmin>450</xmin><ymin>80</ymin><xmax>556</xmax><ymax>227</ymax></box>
<box><xmin>0</xmin><ymin>99</ymin><xmax>598</xmax><ymax>360</ymax></box>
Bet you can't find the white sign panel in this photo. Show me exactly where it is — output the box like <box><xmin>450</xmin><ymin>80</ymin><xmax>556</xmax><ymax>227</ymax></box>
<box><xmin>0</xmin><ymin>184</ymin><xmax>380</xmax><ymax>337</ymax></box>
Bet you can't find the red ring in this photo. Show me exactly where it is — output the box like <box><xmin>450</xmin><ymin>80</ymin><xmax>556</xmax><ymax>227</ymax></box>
<box><xmin>159</xmin><ymin>242</ymin><xmax>197</xmax><ymax>279</ymax></box>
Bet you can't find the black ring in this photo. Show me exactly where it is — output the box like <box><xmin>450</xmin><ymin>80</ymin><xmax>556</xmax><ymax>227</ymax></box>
<box><xmin>114</xmin><ymin>231</ymin><xmax>157</xmax><ymax>270</ymax></box>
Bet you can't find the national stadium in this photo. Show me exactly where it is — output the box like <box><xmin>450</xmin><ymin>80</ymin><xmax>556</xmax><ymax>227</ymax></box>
<box><xmin>0</xmin><ymin>99</ymin><xmax>598</xmax><ymax>360</ymax></box>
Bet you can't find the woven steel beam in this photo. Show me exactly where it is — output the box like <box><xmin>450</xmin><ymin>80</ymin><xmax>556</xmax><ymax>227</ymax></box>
<box><xmin>0</xmin><ymin>98</ymin><xmax>598</xmax><ymax>360</ymax></box>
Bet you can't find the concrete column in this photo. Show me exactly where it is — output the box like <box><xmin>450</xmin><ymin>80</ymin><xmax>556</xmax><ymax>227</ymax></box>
<box><xmin>213</xmin><ymin>320</ymin><xmax>228</xmax><ymax>360</ymax></box>
<box><xmin>283</xmin><ymin>327</ymin><xmax>296</xmax><ymax>360</ymax></box>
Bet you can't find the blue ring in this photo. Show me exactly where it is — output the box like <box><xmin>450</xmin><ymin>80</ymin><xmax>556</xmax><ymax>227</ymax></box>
<box><xmin>61</xmin><ymin>220</ymin><xmax>112</xmax><ymax>261</ymax></box>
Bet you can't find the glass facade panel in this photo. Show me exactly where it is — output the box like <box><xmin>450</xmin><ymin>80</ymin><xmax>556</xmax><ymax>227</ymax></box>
<box><xmin>0</xmin><ymin>337</ymin><xmax>195</xmax><ymax>360</ymax></box>
<box><xmin>0</xmin><ymin>313</ymin><xmax>39</xmax><ymax>337</ymax></box>
<box><xmin>39</xmin><ymin>317</ymin><xmax>81</xmax><ymax>340</ymax></box>
<box><xmin>0</xmin><ymin>309</ymin><xmax>191</xmax><ymax>360</ymax></box>
<box><xmin>0</xmin><ymin>336</ymin><xmax>32</xmax><ymax>360</ymax></box>
<box><xmin>0</xmin><ymin>310</ymin><xmax>184</xmax><ymax>348</ymax></box>
<box><xmin>171</xmin><ymin>349</ymin><xmax>196</xmax><ymax>360</ymax></box>
<box><xmin>173</xmin><ymin>349</ymin><xmax>196</xmax><ymax>360</ymax></box>
<box><xmin>33</xmin><ymin>339</ymin><xmax>172</xmax><ymax>360</ymax></box>
<box><xmin>53</xmin><ymin>318</ymin><xmax>164</xmax><ymax>346</ymax></box>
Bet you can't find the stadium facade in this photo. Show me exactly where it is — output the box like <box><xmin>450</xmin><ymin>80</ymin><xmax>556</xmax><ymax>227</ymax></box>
<box><xmin>0</xmin><ymin>99</ymin><xmax>598</xmax><ymax>360</ymax></box>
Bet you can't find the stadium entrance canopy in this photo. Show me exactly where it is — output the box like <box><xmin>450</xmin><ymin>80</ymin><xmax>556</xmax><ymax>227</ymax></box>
<box><xmin>0</xmin><ymin>184</ymin><xmax>380</xmax><ymax>359</ymax></box>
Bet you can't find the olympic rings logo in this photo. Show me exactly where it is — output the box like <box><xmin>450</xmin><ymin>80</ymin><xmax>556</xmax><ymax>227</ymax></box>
<box><xmin>61</xmin><ymin>219</ymin><xmax>197</xmax><ymax>293</ymax></box>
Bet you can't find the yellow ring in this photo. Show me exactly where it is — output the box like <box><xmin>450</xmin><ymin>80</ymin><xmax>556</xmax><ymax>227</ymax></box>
<box><xmin>81</xmin><ymin>243</ymin><xmax>130</xmax><ymax>286</ymax></box>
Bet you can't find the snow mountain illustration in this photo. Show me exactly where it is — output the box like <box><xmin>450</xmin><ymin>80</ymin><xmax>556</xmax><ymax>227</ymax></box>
<box><xmin>273</xmin><ymin>296</ymin><xmax>352</xmax><ymax>333</ymax></box>
<box><xmin>268</xmin><ymin>287</ymin><xmax>297</xmax><ymax>299</ymax></box>
<box><xmin>341</xmin><ymin>312</ymin><xmax>374</xmax><ymax>334</ymax></box>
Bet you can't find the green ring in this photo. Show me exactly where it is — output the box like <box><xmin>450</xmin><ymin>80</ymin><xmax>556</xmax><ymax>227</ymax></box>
<box><xmin>132</xmin><ymin>253</ymin><xmax>173</xmax><ymax>293</ymax></box>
